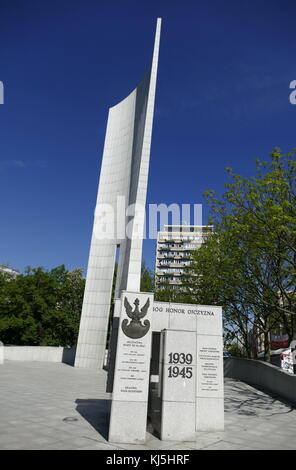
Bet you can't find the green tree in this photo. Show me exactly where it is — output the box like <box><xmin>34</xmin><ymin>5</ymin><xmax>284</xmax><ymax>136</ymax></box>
<box><xmin>0</xmin><ymin>265</ymin><xmax>85</xmax><ymax>347</ymax></box>
<box><xmin>226</xmin><ymin>342</ymin><xmax>244</xmax><ymax>357</ymax></box>
<box><xmin>41</xmin><ymin>266</ymin><xmax>85</xmax><ymax>346</ymax></box>
<box><xmin>140</xmin><ymin>262</ymin><xmax>154</xmax><ymax>292</ymax></box>
<box><xmin>154</xmin><ymin>275</ymin><xmax>193</xmax><ymax>303</ymax></box>
<box><xmin>187</xmin><ymin>148</ymin><xmax>296</xmax><ymax>361</ymax></box>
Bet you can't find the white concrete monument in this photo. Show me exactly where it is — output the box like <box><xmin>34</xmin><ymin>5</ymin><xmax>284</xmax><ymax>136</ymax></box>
<box><xmin>0</xmin><ymin>341</ymin><xmax>4</xmax><ymax>365</ymax></box>
<box><xmin>159</xmin><ymin>329</ymin><xmax>196</xmax><ymax>441</ymax></box>
<box><xmin>74</xmin><ymin>17</ymin><xmax>225</xmax><ymax>443</ymax></box>
<box><xmin>109</xmin><ymin>299</ymin><xmax>224</xmax><ymax>442</ymax></box>
<box><xmin>75</xmin><ymin>19</ymin><xmax>161</xmax><ymax>369</ymax></box>
<box><xmin>108</xmin><ymin>291</ymin><xmax>154</xmax><ymax>443</ymax></box>
<box><xmin>151</xmin><ymin>301</ymin><xmax>225</xmax><ymax>432</ymax></box>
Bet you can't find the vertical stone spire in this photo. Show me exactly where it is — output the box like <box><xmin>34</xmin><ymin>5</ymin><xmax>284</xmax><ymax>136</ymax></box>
<box><xmin>75</xmin><ymin>20</ymin><xmax>161</xmax><ymax>369</ymax></box>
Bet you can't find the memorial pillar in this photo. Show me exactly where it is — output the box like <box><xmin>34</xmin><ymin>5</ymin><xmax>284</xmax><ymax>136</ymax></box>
<box><xmin>0</xmin><ymin>341</ymin><xmax>4</xmax><ymax>365</ymax></box>
<box><xmin>108</xmin><ymin>291</ymin><xmax>154</xmax><ymax>444</ymax></box>
<box><xmin>159</xmin><ymin>329</ymin><xmax>196</xmax><ymax>441</ymax></box>
<box><xmin>290</xmin><ymin>340</ymin><xmax>296</xmax><ymax>374</ymax></box>
<box><xmin>196</xmin><ymin>331</ymin><xmax>224</xmax><ymax>431</ymax></box>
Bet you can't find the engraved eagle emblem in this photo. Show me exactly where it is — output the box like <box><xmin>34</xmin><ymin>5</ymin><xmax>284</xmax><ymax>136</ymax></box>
<box><xmin>121</xmin><ymin>297</ymin><xmax>150</xmax><ymax>339</ymax></box>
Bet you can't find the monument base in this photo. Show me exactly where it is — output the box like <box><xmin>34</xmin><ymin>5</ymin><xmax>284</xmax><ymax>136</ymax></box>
<box><xmin>196</xmin><ymin>397</ymin><xmax>224</xmax><ymax>431</ymax></box>
<box><xmin>161</xmin><ymin>402</ymin><xmax>196</xmax><ymax>441</ymax></box>
<box><xmin>159</xmin><ymin>330</ymin><xmax>196</xmax><ymax>442</ymax></box>
<box><xmin>107</xmin><ymin>296</ymin><xmax>224</xmax><ymax>442</ymax></box>
<box><xmin>108</xmin><ymin>400</ymin><xmax>148</xmax><ymax>444</ymax></box>
<box><xmin>108</xmin><ymin>291</ymin><xmax>154</xmax><ymax>444</ymax></box>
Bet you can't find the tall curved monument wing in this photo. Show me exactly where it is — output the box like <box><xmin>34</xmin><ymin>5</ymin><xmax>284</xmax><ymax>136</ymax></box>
<box><xmin>75</xmin><ymin>19</ymin><xmax>161</xmax><ymax>369</ymax></box>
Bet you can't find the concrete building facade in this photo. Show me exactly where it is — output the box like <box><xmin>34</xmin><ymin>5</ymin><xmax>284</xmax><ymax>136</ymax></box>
<box><xmin>0</xmin><ymin>266</ymin><xmax>19</xmax><ymax>278</ymax></box>
<box><xmin>155</xmin><ymin>225</ymin><xmax>213</xmax><ymax>288</ymax></box>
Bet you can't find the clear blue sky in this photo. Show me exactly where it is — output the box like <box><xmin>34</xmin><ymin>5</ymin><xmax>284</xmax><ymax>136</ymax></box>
<box><xmin>1</xmin><ymin>0</ymin><xmax>296</xmax><ymax>274</ymax></box>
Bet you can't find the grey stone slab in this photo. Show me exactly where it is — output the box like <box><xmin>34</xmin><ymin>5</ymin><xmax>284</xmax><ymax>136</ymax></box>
<box><xmin>196</xmin><ymin>397</ymin><xmax>224</xmax><ymax>431</ymax></box>
<box><xmin>161</xmin><ymin>401</ymin><xmax>196</xmax><ymax>441</ymax></box>
<box><xmin>108</xmin><ymin>291</ymin><xmax>154</xmax><ymax>443</ymax></box>
<box><xmin>195</xmin><ymin>433</ymin><xmax>224</xmax><ymax>447</ymax></box>
<box><xmin>161</xmin><ymin>330</ymin><xmax>196</xmax><ymax>403</ymax></box>
<box><xmin>2</xmin><ymin>361</ymin><xmax>296</xmax><ymax>450</ymax></box>
<box><xmin>205</xmin><ymin>440</ymin><xmax>242</xmax><ymax>450</ymax></box>
<box><xmin>145</xmin><ymin>439</ymin><xmax>179</xmax><ymax>450</ymax></box>
<box><xmin>109</xmin><ymin>400</ymin><xmax>148</xmax><ymax>444</ymax></box>
<box><xmin>1</xmin><ymin>443</ymin><xmax>27</xmax><ymax>450</ymax></box>
<box><xmin>159</xmin><ymin>330</ymin><xmax>196</xmax><ymax>441</ymax></box>
<box><xmin>88</xmin><ymin>441</ymin><xmax>122</xmax><ymax>450</ymax></box>
<box><xmin>156</xmin><ymin>443</ymin><xmax>195</xmax><ymax>451</ymax></box>
<box><xmin>115</xmin><ymin>443</ymin><xmax>155</xmax><ymax>450</ymax></box>
<box><xmin>0</xmin><ymin>436</ymin><xmax>21</xmax><ymax>446</ymax></box>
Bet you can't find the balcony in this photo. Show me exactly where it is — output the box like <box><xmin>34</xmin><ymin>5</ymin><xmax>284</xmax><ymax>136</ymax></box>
<box><xmin>158</xmin><ymin>262</ymin><xmax>189</xmax><ymax>269</ymax></box>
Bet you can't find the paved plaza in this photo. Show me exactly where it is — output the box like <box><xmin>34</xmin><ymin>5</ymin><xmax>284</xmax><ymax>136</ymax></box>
<box><xmin>0</xmin><ymin>361</ymin><xmax>296</xmax><ymax>450</ymax></box>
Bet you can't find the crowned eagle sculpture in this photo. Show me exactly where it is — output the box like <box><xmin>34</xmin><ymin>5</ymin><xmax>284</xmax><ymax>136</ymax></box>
<box><xmin>121</xmin><ymin>297</ymin><xmax>151</xmax><ymax>339</ymax></box>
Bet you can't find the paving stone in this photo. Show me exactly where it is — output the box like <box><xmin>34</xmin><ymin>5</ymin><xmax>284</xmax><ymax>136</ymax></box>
<box><xmin>1</xmin><ymin>361</ymin><xmax>296</xmax><ymax>450</ymax></box>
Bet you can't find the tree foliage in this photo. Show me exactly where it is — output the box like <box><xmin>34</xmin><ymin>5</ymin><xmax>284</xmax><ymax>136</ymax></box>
<box><xmin>185</xmin><ymin>148</ymin><xmax>296</xmax><ymax>360</ymax></box>
<box><xmin>140</xmin><ymin>262</ymin><xmax>155</xmax><ymax>293</ymax></box>
<box><xmin>0</xmin><ymin>261</ymin><xmax>158</xmax><ymax>348</ymax></box>
<box><xmin>0</xmin><ymin>265</ymin><xmax>85</xmax><ymax>347</ymax></box>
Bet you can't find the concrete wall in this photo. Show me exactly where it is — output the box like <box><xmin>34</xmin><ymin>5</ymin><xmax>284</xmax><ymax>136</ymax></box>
<box><xmin>0</xmin><ymin>342</ymin><xmax>3</xmax><ymax>364</ymax></box>
<box><xmin>224</xmin><ymin>357</ymin><xmax>296</xmax><ymax>406</ymax></box>
<box><xmin>3</xmin><ymin>346</ymin><xmax>76</xmax><ymax>365</ymax></box>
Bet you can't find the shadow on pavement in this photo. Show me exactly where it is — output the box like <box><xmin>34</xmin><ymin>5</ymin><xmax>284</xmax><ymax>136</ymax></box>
<box><xmin>62</xmin><ymin>347</ymin><xmax>76</xmax><ymax>366</ymax></box>
<box><xmin>224</xmin><ymin>378</ymin><xmax>295</xmax><ymax>417</ymax></box>
<box><xmin>75</xmin><ymin>399</ymin><xmax>111</xmax><ymax>440</ymax></box>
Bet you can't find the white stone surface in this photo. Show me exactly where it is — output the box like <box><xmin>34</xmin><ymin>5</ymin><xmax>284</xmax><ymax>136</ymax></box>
<box><xmin>108</xmin><ymin>291</ymin><xmax>154</xmax><ymax>443</ymax></box>
<box><xmin>161</xmin><ymin>402</ymin><xmax>196</xmax><ymax>441</ymax></box>
<box><xmin>108</xmin><ymin>400</ymin><xmax>148</xmax><ymax>444</ymax></box>
<box><xmin>109</xmin><ymin>299</ymin><xmax>224</xmax><ymax>438</ymax></box>
<box><xmin>152</xmin><ymin>301</ymin><xmax>222</xmax><ymax>334</ymax></box>
<box><xmin>112</xmin><ymin>291</ymin><xmax>154</xmax><ymax>402</ymax></box>
<box><xmin>0</xmin><ymin>342</ymin><xmax>3</xmax><ymax>364</ymax></box>
<box><xmin>159</xmin><ymin>330</ymin><xmax>196</xmax><ymax>441</ymax></box>
<box><xmin>75</xmin><ymin>19</ymin><xmax>161</xmax><ymax>370</ymax></box>
<box><xmin>151</xmin><ymin>305</ymin><xmax>169</xmax><ymax>331</ymax></box>
<box><xmin>113</xmin><ymin>298</ymin><xmax>122</xmax><ymax>318</ymax></box>
<box><xmin>196</xmin><ymin>332</ymin><xmax>224</xmax><ymax>431</ymax></box>
<box><xmin>3</xmin><ymin>346</ymin><xmax>75</xmax><ymax>363</ymax></box>
<box><xmin>196</xmin><ymin>397</ymin><xmax>224</xmax><ymax>431</ymax></box>
<box><xmin>196</xmin><ymin>335</ymin><xmax>224</xmax><ymax>398</ymax></box>
<box><xmin>149</xmin><ymin>304</ymin><xmax>224</xmax><ymax>435</ymax></box>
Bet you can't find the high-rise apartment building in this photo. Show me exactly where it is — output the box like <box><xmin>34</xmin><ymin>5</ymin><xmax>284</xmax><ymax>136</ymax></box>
<box><xmin>0</xmin><ymin>265</ymin><xmax>19</xmax><ymax>278</ymax></box>
<box><xmin>155</xmin><ymin>225</ymin><xmax>213</xmax><ymax>288</ymax></box>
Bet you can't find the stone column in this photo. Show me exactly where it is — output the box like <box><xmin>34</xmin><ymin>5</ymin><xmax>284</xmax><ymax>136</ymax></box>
<box><xmin>195</xmin><ymin>308</ymin><xmax>224</xmax><ymax>431</ymax></box>
<box><xmin>75</xmin><ymin>19</ymin><xmax>161</xmax><ymax>370</ymax></box>
<box><xmin>159</xmin><ymin>329</ymin><xmax>196</xmax><ymax>441</ymax></box>
<box><xmin>0</xmin><ymin>342</ymin><xmax>4</xmax><ymax>365</ymax></box>
<box><xmin>108</xmin><ymin>291</ymin><xmax>154</xmax><ymax>444</ymax></box>
<box><xmin>290</xmin><ymin>340</ymin><xmax>296</xmax><ymax>374</ymax></box>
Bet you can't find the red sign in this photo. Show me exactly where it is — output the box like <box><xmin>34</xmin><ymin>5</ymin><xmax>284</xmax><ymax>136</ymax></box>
<box><xmin>271</xmin><ymin>334</ymin><xmax>289</xmax><ymax>349</ymax></box>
